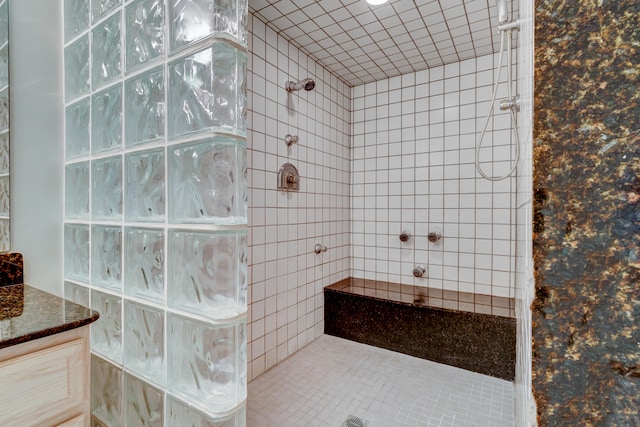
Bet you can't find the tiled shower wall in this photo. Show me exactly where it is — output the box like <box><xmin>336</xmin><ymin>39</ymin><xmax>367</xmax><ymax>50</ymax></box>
<box><xmin>246</xmin><ymin>13</ymin><xmax>351</xmax><ymax>381</ymax></box>
<box><xmin>63</xmin><ymin>0</ymin><xmax>249</xmax><ymax>424</ymax></box>
<box><xmin>351</xmin><ymin>51</ymin><xmax>517</xmax><ymax>314</ymax></box>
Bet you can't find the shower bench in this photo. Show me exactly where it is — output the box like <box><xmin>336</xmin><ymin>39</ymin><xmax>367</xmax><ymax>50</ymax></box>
<box><xmin>324</xmin><ymin>278</ymin><xmax>516</xmax><ymax>381</ymax></box>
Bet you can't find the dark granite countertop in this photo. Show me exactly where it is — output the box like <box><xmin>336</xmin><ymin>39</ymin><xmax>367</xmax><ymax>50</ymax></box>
<box><xmin>0</xmin><ymin>284</ymin><xmax>99</xmax><ymax>350</ymax></box>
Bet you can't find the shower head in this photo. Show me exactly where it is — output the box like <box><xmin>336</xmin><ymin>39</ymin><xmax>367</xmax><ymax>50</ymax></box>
<box><xmin>285</xmin><ymin>78</ymin><xmax>316</xmax><ymax>92</ymax></box>
<box><xmin>496</xmin><ymin>0</ymin><xmax>509</xmax><ymax>23</ymax></box>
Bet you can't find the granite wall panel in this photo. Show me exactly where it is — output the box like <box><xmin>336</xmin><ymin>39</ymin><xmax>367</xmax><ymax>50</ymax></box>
<box><xmin>533</xmin><ymin>0</ymin><xmax>640</xmax><ymax>424</ymax></box>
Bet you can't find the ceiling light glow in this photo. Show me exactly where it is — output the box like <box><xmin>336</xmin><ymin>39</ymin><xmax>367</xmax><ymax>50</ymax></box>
<box><xmin>366</xmin><ymin>0</ymin><xmax>388</xmax><ymax>5</ymax></box>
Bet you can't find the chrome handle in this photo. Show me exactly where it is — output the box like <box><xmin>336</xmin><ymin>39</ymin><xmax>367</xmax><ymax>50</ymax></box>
<box><xmin>314</xmin><ymin>243</ymin><xmax>327</xmax><ymax>254</ymax></box>
<box><xmin>413</xmin><ymin>265</ymin><xmax>427</xmax><ymax>278</ymax></box>
<box><xmin>284</xmin><ymin>134</ymin><xmax>299</xmax><ymax>147</ymax></box>
<box><xmin>399</xmin><ymin>230</ymin><xmax>411</xmax><ymax>242</ymax></box>
<box><xmin>286</xmin><ymin>172</ymin><xmax>297</xmax><ymax>185</ymax></box>
<box><xmin>428</xmin><ymin>232</ymin><xmax>442</xmax><ymax>243</ymax></box>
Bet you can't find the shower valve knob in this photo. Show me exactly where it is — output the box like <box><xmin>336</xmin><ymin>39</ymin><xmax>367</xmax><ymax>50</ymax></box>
<box><xmin>428</xmin><ymin>232</ymin><xmax>442</xmax><ymax>243</ymax></box>
<box><xmin>286</xmin><ymin>172</ymin><xmax>297</xmax><ymax>185</ymax></box>
<box><xmin>413</xmin><ymin>265</ymin><xmax>427</xmax><ymax>278</ymax></box>
<box><xmin>314</xmin><ymin>244</ymin><xmax>327</xmax><ymax>254</ymax></box>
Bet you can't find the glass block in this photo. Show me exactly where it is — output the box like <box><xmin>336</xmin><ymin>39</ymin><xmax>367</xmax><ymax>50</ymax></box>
<box><xmin>168</xmin><ymin>138</ymin><xmax>246</xmax><ymax>224</ymax></box>
<box><xmin>92</xmin><ymin>83</ymin><xmax>123</xmax><ymax>154</ymax></box>
<box><xmin>65</xmin><ymin>35</ymin><xmax>90</xmax><ymax>101</ymax></box>
<box><xmin>124</xmin><ymin>373</ymin><xmax>163</xmax><ymax>426</ymax></box>
<box><xmin>92</xmin><ymin>416</ymin><xmax>109</xmax><ymax>427</ymax></box>
<box><xmin>64</xmin><ymin>0</ymin><xmax>90</xmax><ymax>42</ymax></box>
<box><xmin>168</xmin><ymin>229</ymin><xmax>247</xmax><ymax>319</ymax></box>
<box><xmin>92</xmin><ymin>225</ymin><xmax>122</xmax><ymax>291</ymax></box>
<box><xmin>91</xmin><ymin>290</ymin><xmax>123</xmax><ymax>362</ymax></box>
<box><xmin>92</xmin><ymin>12</ymin><xmax>122</xmax><ymax>88</ymax></box>
<box><xmin>167</xmin><ymin>313</ymin><xmax>246</xmax><ymax>413</ymax></box>
<box><xmin>0</xmin><ymin>87</ymin><xmax>7</xmax><ymax>131</ymax></box>
<box><xmin>237</xmin><ymin>54</ymin><xmax>247</xmax><ymax>133</ymax></box>
<box><xmin>125</xmin><ymin>148</ymin><xmax>165</xmax><ymax>221</ymax></box>
<box><xmin>0</xmin><ymin>43</ymin><xmax>8</xmax><ymax>89</ymax></box>
<box><xmin>65</xmin><ymin>281</ymin><xmax>90</xmax><ymax>306</ymax></box>
<box><xmin>125</xmin><ymin>67</ymin><xmax>165</xmax><ymax>147</ymax></box>
<box><xmin>123</xmin><ymin>301</ymin><xmax>164</xmax><ymax>385</ymax></box>
<box><xmin>0</xmin><ymin>176</ymin><xmax>8</xmax><ymax>216</ymax></box>
<box><xmin>0</xmin><ymin>1</ymin><xmax>7</xmax><ymax>47</ymax></box>
<box><xmin>124</xmin><ymin>227</ymin><xmax>164</xmax><ymax>303</ymax></box>
<box><xmin>168</xmin><ymin>43</ymin><xmax>247</xmax><ymax>138</ymax></box>
<box><xmin>91</xmin><ymin>355</ymin><xmax>123</xmax><ymax>426</ymax></box>
<box><xmin>64</xmin><ymin>223</ymin><xmax>90</xmax><ymax>282</ymax></box>
<box><xmin>65</xmin><ymin>98</ymin><xmax>90</xmax><ymax>160</ymax></box>
<box><xmin>0</xmin><ymin>131</ymin><xmax>8</xmax><ymax>173</ymax></box>
<box><xmin>167</xmin><ymin>397</ymin><xmax>245</xmax><ymax>427</ymax></box>
<box><xmin>238</xmin><ymin>0</ymin><xmax>248</xmax><ymax>45</ymax></box>
<box><xmin>0</xmin><ymin>218</ymin><xmax>8</xmax><ymax>252</ymax></box>
<box><xmin>92</xmin><ymin>0</ymin><xmax>121</xmax><ymax>24</ymax></box>
<box><xmin>169</xmin><ymin>0</ymin><xmax>245</xmax><ymax>52</ymax></box>
<box><xmin>125</xmin><ymin>0</ymin><xmax>164</xmax><ymax>72</ymax></box>
<box><xmin>92</xmin><ymin>155</ymin><xmax>123</xmax><ymax>219</ymax></box>
<box><xmin>65</xmin><ymin>161</ymin><xmax>90</xmax><ymax>219</ymax></box>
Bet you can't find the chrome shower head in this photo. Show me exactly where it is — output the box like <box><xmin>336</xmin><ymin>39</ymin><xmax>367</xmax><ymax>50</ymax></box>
<box><xmin>285</xmin><ymin>78</ymin><xmax>316</xmax><ymax>92</ymax></box>
<box><xmin>496</xmin><ymin>0</ymin><xmax>509</xmax><ymax>23</ymax></box>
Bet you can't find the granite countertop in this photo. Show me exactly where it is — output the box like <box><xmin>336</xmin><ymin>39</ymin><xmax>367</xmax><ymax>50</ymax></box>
<box><xmin>0</xmin><ymin>284</ymin><xmax>99</xmax><ymax>350</ymax></box>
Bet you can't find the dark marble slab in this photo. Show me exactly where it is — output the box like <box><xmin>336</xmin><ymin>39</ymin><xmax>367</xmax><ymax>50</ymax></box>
<box><xmin>0</xmin><ymin>253</ymin><xmax>24</xmax><ymax>287</ymax></box>
<box><xmin>533</xmin><ymin>0</ymin><xmax>640</xmax><ymax>424</ymax></box>
<box><xmin>325</xmin><ymin>281</ymin><xmax>516</xmax><ymax>381</ymax></box>
<box><xmin>0</xmin><ymin>284</ymin><xmax>99</xmax><ymax>349</ymax></box>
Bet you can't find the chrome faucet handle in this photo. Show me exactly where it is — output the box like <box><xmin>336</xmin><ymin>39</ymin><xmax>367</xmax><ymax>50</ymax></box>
<box><xmin>314</xmin><ymin>243</ymin><xmax>327</xmax><ymax>254</ymax></box>
<box><xmin>428</xmin><ymin>232</ymin><xmax>442</xmax><ymax>243</ymax></box>
<box><xmin>284</xmin><ymin>134</ymin><xmax>299</xmax><ymax>147</ymax></box>
<box><xmin>399</xmin><ymin>231</ymin><xmax>411</xmax><ymax>242</ymax></box>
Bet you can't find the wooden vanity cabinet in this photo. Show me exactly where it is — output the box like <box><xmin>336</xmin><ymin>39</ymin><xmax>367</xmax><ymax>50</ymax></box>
<box><xmin>0</xmin><ymin>326</ymin><xmax>91</xmax><ymax>427</ymax></box>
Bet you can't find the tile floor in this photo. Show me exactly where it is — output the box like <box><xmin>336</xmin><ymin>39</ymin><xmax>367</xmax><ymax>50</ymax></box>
<box><xmin>247</xmin><ymin>335</ymin><xmax>515</xmax><ymax>427</ymax></box>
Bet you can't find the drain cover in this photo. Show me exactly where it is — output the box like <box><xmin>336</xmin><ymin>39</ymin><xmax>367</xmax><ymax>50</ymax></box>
<box><xmin>341</xmin><ymin>415</ymin><xmax>369</xmax><ymax>427</ymax></box>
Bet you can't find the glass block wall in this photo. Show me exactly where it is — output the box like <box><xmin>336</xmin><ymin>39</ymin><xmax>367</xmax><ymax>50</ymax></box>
<box><xmin>63</xmin><ymin>0</ymin><xmax>248</xmax><ymax>425</ymax></box>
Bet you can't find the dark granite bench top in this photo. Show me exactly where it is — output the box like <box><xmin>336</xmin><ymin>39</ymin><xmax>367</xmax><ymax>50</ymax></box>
<box><xmin>0</xmin><ymin>284</ymin><xmax>99</xmax><ymax>350</ymax></box>
<box><xmin>326</xmin><ymin>277</ymin><xmax>515</xmax><ymax>317</ymax></box>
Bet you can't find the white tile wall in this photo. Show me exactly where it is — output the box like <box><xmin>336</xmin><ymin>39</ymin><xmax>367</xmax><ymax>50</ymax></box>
<box><xmin>350</xmin><ymin>51</ymin><xmax>518</xmax><ymax>308</ymax></box>
<box><xmin>248</xmin><ymin>7</ymin><xmax>525</xmax><ymax>382</ymax></box>
<box><xmin>247</xmin><ymin>13</ymin><xmax>351</xmax><ymax>381</ymax></box>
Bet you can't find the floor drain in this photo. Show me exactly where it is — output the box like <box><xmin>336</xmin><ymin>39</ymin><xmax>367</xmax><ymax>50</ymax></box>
<box><xmin>341</xmin><ymin>415</ymin><xmax>369</xmax><ymax>427</ymax></box>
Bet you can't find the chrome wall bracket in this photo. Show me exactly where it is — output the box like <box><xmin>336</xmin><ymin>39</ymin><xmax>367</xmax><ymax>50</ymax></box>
<box><xmin>499</xmin><ymin>95</ymin><xmax>520</xmax><ymax>112</ymax></box>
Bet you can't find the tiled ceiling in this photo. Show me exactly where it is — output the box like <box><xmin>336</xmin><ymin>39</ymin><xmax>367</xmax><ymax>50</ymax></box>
<box><xmin>249</xmin><ymin>0</ymin><xmax>518</xmax><ymax>86</ymax></box>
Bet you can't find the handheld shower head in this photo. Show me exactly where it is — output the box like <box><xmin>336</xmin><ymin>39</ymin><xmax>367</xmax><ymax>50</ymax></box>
<box><xmin>496</xmin><ymin>0</ymin><xmax>509</xmax><ymax>23</ymax></box>
<box><xmin>285</xmin><ymin>78</ymin><xmax>316</xmax><ymax>92</ymax></box>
